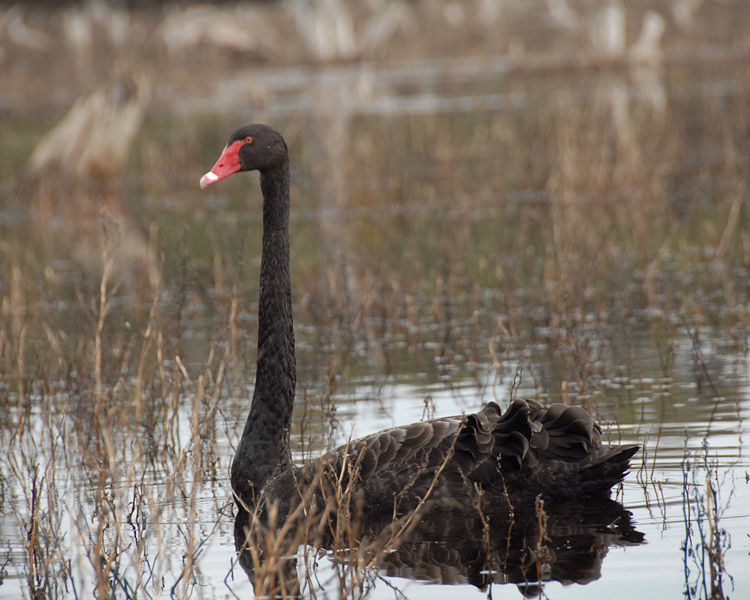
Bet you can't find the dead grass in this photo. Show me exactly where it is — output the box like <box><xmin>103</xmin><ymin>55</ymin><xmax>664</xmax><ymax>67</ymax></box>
<box><xmin>1</xmin><ymin>7</ymin><xmax>749</xmax><ymax>595</ymax></box>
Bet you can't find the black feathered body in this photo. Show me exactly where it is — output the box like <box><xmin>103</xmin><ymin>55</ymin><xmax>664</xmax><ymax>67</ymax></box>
<box><xmin>256</xmin><ymin>399</ymin><xmax>638</xmax><ymax>524</ymax></box>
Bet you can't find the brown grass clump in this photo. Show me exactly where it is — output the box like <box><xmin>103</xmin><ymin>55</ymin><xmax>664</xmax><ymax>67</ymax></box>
<box><xmin>0</xmin><ymin>227</ymin><xmax>237</xmax><ymax>596</ymax></box>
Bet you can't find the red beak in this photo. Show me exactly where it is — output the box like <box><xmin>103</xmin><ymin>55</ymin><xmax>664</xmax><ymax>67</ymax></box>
<box><xmin>199</xmin><ymin>140</ymin><xmax>244</xmax><ymax>189</ymax></box>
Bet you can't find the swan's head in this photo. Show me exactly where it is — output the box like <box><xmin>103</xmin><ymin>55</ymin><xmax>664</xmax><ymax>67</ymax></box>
<box><xmin>200</xmin><ymin>124</ymin><xmax>287</xmax><ymax>189</ymax></box>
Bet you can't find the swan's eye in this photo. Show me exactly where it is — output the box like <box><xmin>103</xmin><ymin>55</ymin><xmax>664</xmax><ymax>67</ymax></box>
<box><xmin>245</xmin><ymin>136</ymin><xmax>254</xmax><ymax>144</ymax></box>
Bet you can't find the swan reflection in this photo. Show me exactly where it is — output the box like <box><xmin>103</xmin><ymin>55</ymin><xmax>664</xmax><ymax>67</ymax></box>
<box><xmin>236</xmin><ymin>497</ymin><xmax>643</xmax><ymax>598</ymax></box>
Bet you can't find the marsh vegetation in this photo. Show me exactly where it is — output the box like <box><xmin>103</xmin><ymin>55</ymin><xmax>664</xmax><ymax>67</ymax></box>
<box><xmin>1</xmin><ymin>1</ymin><xmax>749</xmax><ymax>598</ymax></box>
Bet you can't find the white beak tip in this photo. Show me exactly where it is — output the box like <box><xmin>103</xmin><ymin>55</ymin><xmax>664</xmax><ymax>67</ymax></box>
<box><xmin>199</xmin><ymin>171</ymin><xmax>219</xmax><ymax>189</ymax></box>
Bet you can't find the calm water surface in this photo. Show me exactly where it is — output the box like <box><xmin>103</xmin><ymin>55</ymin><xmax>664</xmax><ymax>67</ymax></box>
<box><xmin>2</xmin><ymin>52</ymin><xmax>750</xmax><ymax>599</ymax></box>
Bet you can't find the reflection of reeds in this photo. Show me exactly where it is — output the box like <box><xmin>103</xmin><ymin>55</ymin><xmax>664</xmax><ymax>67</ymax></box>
<box><xmin>681</xmin><ymin>444</ymin><xmax>732</xmax><ymax>600</ymax></box>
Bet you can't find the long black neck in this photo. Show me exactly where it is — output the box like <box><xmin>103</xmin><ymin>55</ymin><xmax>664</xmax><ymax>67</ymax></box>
<box><xmin>231</xmin><ymin>161</ymin><xmax>296</xmax><ymax>507</ymax></box>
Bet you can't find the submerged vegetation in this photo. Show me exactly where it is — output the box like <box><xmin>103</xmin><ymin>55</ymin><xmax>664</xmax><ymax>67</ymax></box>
<box><xmin>1</xmin><ymin>1</ymin><xmax>749</xmax><ymax>598</ymax></box>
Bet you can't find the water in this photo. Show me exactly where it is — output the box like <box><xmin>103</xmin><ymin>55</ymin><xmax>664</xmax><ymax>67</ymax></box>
<box><xmin>2</xmin><ymin>3</ymin><xmax>750</xmax><ymax>598</ymax></box>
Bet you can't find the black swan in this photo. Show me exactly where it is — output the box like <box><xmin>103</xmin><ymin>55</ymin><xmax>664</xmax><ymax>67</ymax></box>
<box><xmin>199</xmin><ymin>124</ymin><xmax>639</xmax><ymax>532</ymax></box>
